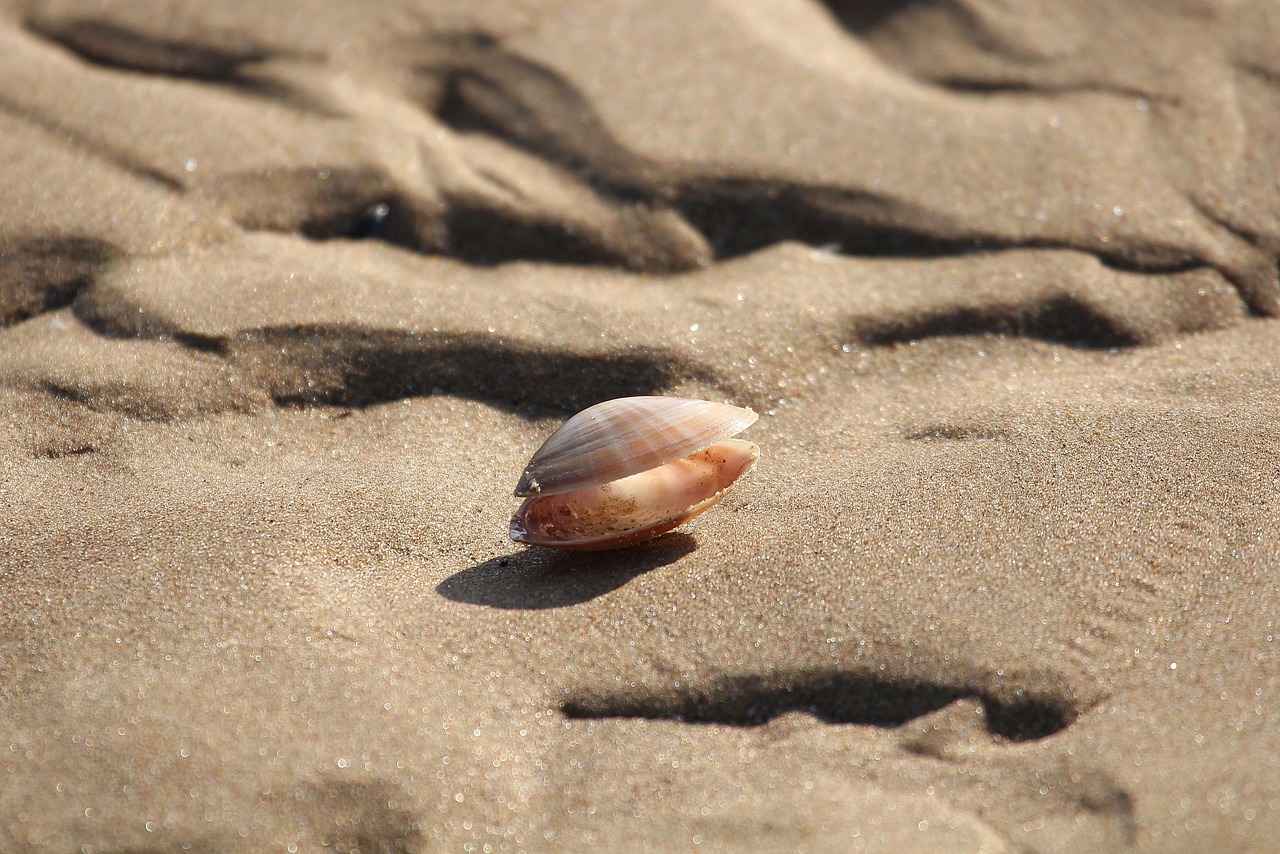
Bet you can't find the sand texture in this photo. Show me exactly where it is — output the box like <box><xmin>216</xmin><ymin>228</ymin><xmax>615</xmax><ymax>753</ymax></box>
<box><xmin>2</xmin><ymin>1</ymin><xmax>1279</xmax><ymax>851</ymax></box>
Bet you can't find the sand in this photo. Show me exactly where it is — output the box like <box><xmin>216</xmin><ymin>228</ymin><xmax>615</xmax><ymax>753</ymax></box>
<box><xmin>1</xmin><ymin>1</ymin><xmax>1278</xmax><ymax>851</ymax></box>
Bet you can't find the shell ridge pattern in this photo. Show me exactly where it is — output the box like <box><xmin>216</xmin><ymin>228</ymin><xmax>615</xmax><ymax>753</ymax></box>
<box><xmin>514</xmin><ymin>397</ymin><xmax>755</xmax><ymax>497</ymax></box>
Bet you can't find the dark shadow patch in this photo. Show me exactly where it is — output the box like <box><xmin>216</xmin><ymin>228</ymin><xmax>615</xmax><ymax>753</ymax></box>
<box><xmin>817</xmin><ymin>0</ymin><xmax>1038</xmax><ymax>67</ymax></box>
<box><xmin>903</xmin><ymin>424</ymin><xmax>1006</xmax><ymax>442</ymax></box>
<box><xmin>1006</xmin><ymin>763</ymin><xmax>1138</xmax><ymax>846</ymax></box>
<box><xmin>226</xmin><ymin>325</ymin><xmax>720</xmax><ymax>413</ymax></box>
<box><xmin>69</xmin><ymin>286</ymin><xmax>227</xmax><ymax>350</ymax></box>
<box><xmin>563</xmin><ymin>671</ymin><xmax>1077</xmax><ymax>742</ymax></box>
<box><xmin>37</xmin><ymin>375</ymin><xmax>260</xmax><ymax>423</ymax></box>
<box><xmin>344</xmin><ymin>201</ymin><xmax>396</xmax><ymax>241</ymax></box>
<box><xmin>852</xmin><ymin>295</ymin><xmax>1143</xmax><ymax>349</ymax></box>
<box><xmin>24</xmin><ymin>17</ymin><xmax>334</xmax><ymax>115</ymax></box>
<box><xmin>1068</xmin><ymin>772</ymin><xmax>1138</xmax><ymax>845</ymax></box>
<box><xmin>257</xmin><ymin>168</ymin><xmax>701</xmax><ymax>272</ymax></box>
<box><xmin>818</xmin><ymin>0</ymin><xmax>939</xmax><ymax>35</ymax></box>
<box><xmin>929</xmin><ymin>76</ymin><xmax>1158</xmax><ymax>101</ymax></box>
<box><xmin>1094</xmin><ymin>251</ymin><xmax>1206</xmax><ymax>280</ymax></box>
<box><xmin>428</xmin><ymin>33</ymin><xmax>656</xmax><ymax>198</ymax></box>
<box><xmin>303</xmin><ymin>190</ymin><xmax>678</xmax><ymax>269</ymax></box>
<box><xmin>199</xmin><ymin>169</ymin><xmax>447</xmax><ymax>254</ymax></box>
<box><xmin>444</xmin><ymin>201</ymin><xmax>693</xmax><ymax>271</ymax></box>
<box><xmin>36</xmin><ymin>380</ymin><xmax>90</xmax><ymax>407</ymax></box>
<box><xmin>674</xmin><ymin>182</ymin><xmax>990</xmax><ymax>261</ymax></box>
<box><xmin>33</xmin><ymin>443</ymin><xmax>96</xmax><ymax>460</ymax></box>
<box><xmin>26</xmin><ymin>17</ymin><xmax>271</xmax><ymax>79</ymax></box>
<box><xmin>984</xmin><ymin>694</ymin><xmax>1076</xmax><ymax>742</ymax></box>
<box><xmin>170</xmin><ymin>331</ymin><xmax>228</xmax><ymax>355</ymax></box>
<box><xmin>308</xmin><ymin>194</ymin><xmax>439</xmax><ymax>253</ymax></box>
<box><xmin>286</xmin><ymin>779</ymin><xmax>423</xmax><ymax>854</ymax></box>
<box><xmin>439</xmin><ymin>533</ymin><xmax>695</xmax><ymax>609</ymax></box>
<box><xmin>0</xmin><ymin>237</ymin><xmax>118</xmax><ymax>326</ymax></box>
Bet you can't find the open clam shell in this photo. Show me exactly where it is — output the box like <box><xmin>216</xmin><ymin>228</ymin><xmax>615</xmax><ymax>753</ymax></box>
<box><xmin>510</xmin><ymin>396</ymin><xmax>759</xmax><ymax>550</ymax></box>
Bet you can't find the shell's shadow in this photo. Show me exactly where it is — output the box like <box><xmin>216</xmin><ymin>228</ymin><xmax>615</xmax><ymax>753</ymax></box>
<box><xmin>437</xmin><ymin>533</ymin><xmax>696</xmax><ymax>609</ymax></box>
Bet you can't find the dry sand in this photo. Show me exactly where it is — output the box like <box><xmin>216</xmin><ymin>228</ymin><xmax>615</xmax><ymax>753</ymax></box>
<box><xmin>2</xmin><ymin>1</ymin><xmax>1279</xmax><ymax>851</ymax></box>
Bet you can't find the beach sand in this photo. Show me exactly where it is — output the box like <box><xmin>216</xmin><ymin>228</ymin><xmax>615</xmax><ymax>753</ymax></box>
<box><xmin>2</xmin><ymin>1</ymin><xmax>1278</xmax><ymax>851</ymax></box>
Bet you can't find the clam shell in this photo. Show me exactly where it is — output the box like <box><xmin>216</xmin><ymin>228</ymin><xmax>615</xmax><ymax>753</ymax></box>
<box><xmin>513</xmin><ymin>396</ymin><xmax>758</xmax><ymax>497</ymax></box>
<box><xmin>510</xmin><ymin>438</ymin><xmax>759</xmax><ymax>550</ymax></box>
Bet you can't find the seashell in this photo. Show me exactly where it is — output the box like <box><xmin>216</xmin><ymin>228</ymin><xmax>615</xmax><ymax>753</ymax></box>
<box><xmin>510</xmin><ymin>396</ymin><xmax>759</xmax><ymax>550</ymax></box>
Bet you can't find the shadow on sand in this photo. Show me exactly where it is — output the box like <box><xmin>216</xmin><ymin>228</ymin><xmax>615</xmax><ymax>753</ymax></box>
<box><xmin>437</xmin><ymin>533</ymin><xmax>696</xmax><ymax>609</ymax></box>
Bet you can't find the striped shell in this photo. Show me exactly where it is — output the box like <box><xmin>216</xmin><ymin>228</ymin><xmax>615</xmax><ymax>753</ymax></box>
<box><xmin>510</xmin><ymin>396</ymin><xmax>759</xmax><ymax>550</ymax></box>
<box><xmin>514</xmin><ymin>397</ymin><xmax>757</xmax><ymax>497</ymax></box>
